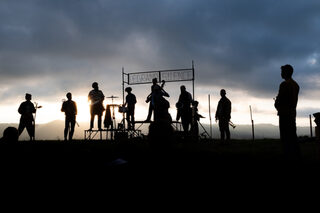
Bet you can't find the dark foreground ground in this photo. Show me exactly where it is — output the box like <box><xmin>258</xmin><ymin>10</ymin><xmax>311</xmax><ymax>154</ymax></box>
<box><xmin>2</xmin><ymin>137</ymin><xmax>320</xmax><ymax>203</ymax></box>
<box><xmin>1</xmin><ymin>138</ymin><xmax>318</xmax><ymax>209</ymax></box>
<box><xmin>1</xmin><ymin>137</ymin><xmax>320</xmax><ymax>174</ymax></box>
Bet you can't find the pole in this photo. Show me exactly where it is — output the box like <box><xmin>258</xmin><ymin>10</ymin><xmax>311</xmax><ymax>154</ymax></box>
<box><xmin>199</xmin><ymin>121</ymin><xmax>210</xmax><ymax>138</ymax></box>
<box><xmin>122</xmin><ymin>67</ymin><xmax>125</xmax><ymax>130</ymax></box>
<box><xmin>192</xmin><ymin>60</ymin><xmax>195</xmax><ymax>100</ymax></box>
<box><xmin>122</xmin><ymin>67</ymin><xmax>125</xmax><ymax>105</ymax></box>
<box><xmin>250</xmin><ymin>105</ymin><xmax>255</xmax><ymax>141</ymax></box>
<box><xmin>208</xmin><ymin>94</ymin><xmax>212</xmax><ymax>139</ymax></box>
<box><xmin>33</xmin><ymin>102</ymin><xmax>42</xmax><ymax>141</ymax></box>
<box><xmin>310</xmin><ymin>114</ymin><xmax>313</xmax><ymax>138</ymax></box>
<box><xmin>33</xmin><ymin>102</ymin><xmax>37</xmax><ymax>141</ymax></box>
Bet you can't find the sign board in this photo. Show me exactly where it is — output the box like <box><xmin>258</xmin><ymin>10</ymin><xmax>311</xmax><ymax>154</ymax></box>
<box><xmin>126</xmin><ymin>69</ymin><xmax>194</xmax><ymax>85</ymax></box>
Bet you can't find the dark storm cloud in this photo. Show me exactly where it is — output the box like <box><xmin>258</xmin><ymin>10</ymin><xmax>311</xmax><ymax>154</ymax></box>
<box><xmin>1</xmin><ymin>0</ymin><xmax>320</xmax><ymax>100</ymax></box>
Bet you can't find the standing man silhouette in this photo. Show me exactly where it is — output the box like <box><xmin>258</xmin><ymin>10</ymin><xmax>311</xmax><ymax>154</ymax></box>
<box><xmin>18</xmin><ymin>93</ymin><xmax>36</xmax><ymax>141</ymax></box>
<box><xmin>145</xmin><ymin>78</ymin><xmax>161</xmax><ymax>122</ymax></box>
<box><xmin>88</xmin><ymin>82</ymin><xmax>105</xmax><ymax>130</ymax></box>
<box><xmin>275</xmin><ymin>64</ymin><xmax>300</xmax><ymax>161</ymax></box>
<box><xmin>124</xmin><ymin>87</ymin><xmax>137</xmax><ymax>130</ymax></box>
<box><xmin>215</xmin><ymin>89</ymin><xmax>231</xmax><ymax>142</ymax></box>
<box><xmin>176</xmin><ymin>85</ymin><xmax>192</xmax><ymax>135</ymax></box>
<box><xmin>61</xmin><ymin>92</ymin><xmax>77</xmax><ymax>141</ymax></box>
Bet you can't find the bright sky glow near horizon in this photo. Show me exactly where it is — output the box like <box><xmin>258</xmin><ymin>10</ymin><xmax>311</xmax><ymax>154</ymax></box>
<box><xmin>1</xmin><ymin>0</ymin><xmax>320</xmax><ymax>129</ymax></box>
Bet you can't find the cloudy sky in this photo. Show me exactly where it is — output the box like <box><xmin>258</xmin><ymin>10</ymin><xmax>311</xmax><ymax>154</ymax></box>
<box><xmin>1</xmin><ymin>0</ymin><xmax>320</xmax><ymax>127</ymax></box>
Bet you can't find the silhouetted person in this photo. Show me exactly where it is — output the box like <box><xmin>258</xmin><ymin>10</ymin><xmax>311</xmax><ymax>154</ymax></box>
<box><xmin>215</xmin><ymin>89</ymin><xmax>231</xmax><ymax>142</ymax></box>
<box><xmin>103</xmin><ymin>104</ymin><xmax>114</xmax><ymax>139</ymax></box>
<box><xmin>0</xmin><ymin>127</ymin><xmax>19</xmax><ymax>143</ymax></box>
<box><xmin>104</xmin><ymin>105</ymin><xmax>113</xmax><ymax>129</ymax></box>
<box><xmin>124</xmin><ymin>87</ymin><xmax>137</xmax><ymax>130</ymax></box>
<box><xmin>145</xmin><ymin>78</ymin><xmax>161</xmax><ymax>122</ymax></box>
<box><xmin>191</xmin><ymin>100</ymin><xmax>205</xmax><ymax>140</ymax></box>
<box><xmin>148</xmin><ymin>85</ymin><xmax>173</xmax><ymax>146</ymax></box>
<box><xmin>88</xmin><ymin>82</ymin><xmax>105</xmax><ymax>130</ymax></box>
<box><xmin>275</xmin><ymin>64</ymin><xmax>300</xmax><ymax>161</ymax></box>
<box><xmin>314</xmin><ymin>112</ymin><xmax>320</xmax><ymax>141</ymax></box>
<box><xmin>153</xmin><ymin>85</ymin><xmax>171</xmax><ymax>123</ymax></box>
<box><xmin>176</xmin><ymin>85</ymin><xmax>192</xmax><ymax>135</ymax></box>
<box><xmin>314</xmin><ymin>112</ymin><xmax>320</xmax><ymax>127</ymax></box>
<box><xmin>18</xmin><ymin>93</ymin><xmax>36</xmax><ymax>141</ymax></box>
<box><xmin>61</xmin><ymin>92</ymin><xmax>77</xmax><ymax>141</ymax></box>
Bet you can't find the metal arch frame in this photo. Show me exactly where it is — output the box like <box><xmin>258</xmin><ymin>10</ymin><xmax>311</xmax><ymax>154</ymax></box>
<box><xmin>120</xmin><ymin>61</ymin><xmax>195</xmax><ymax>132</ymax></box>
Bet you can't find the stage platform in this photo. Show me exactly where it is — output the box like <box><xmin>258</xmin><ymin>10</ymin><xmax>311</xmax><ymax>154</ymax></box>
<box><xmin>134</xmin><ymin>120</ymin><xmax>182</xmax><ymax>132</ymax></box>
<box><xmin>84</xmin><ymin>121</ymin><xmax>183</xmax><ymax>140</ymax></box>
<box><xmin>84</xmin><ymin>129</ymin><xmax>142</xmax><ymax>140</ymax></box>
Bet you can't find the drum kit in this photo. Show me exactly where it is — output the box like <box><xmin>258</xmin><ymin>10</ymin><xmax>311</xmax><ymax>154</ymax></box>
<box><xmin>106</xmin><ymin>95</ymin><xmax>127</xmax><ymax>129</ymax></box>
<box><xmin>106</xmin><ymin>95</ymin><xmax>127</xmax><ymax>112</ymax></box>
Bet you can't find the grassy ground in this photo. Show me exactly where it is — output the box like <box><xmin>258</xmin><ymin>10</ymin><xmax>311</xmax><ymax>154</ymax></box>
<box><xmin>2</xmin><ymin>138</ymin><xmax>320</xmax><ymax>198</ymax></box>
<box><xmin>2</xmin><ymin>137</ymin><xmax>320</xmax><ymax>170</ymax></box>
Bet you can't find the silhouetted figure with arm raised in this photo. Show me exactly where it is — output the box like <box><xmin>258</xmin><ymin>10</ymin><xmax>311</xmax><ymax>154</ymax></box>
<box><xmin>274</xmin><ymin>64</ymin><xmax>300</xmax><ymax>162</ymax></box>
<box><xmin>88</xmin><ymin>82</ymin><xmax>105</xmax><ymax>130</ymax></box>
<box><xmin>176</xmin><ymin>85</ymin><xmax>192</xmax><ymax>136</ymax></box>
<box><xmin>124</xmin><ymin>87</ymin><xmax>137</xmax><ymax>130</ymax></box>
<box><xmin>18</xmin><ymin>93</ymin><xmax>36</xmax><ymax>141</ymax></box>
<box><xmin>215</xmin><ymin>89</ymin><xmax>231</xmax><ymax>143</ymax></box>
<box><xmin>61</xmin><ymin>92</ymin><xmax>77</xmax><ymax>141</ymax></box>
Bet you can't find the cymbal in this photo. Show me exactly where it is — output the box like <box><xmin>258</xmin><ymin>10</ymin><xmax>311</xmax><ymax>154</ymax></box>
<box><xmin>106</xmin><ymin>96</ymin><xmax>119</xmax><ymax>98</ymax></box>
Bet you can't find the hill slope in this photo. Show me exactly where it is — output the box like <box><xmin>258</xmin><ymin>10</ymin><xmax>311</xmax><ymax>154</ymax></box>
<box><xmin>0</xmin><ymin>121</ymin><xmax>314</xmax><ymax>140</ymax></box>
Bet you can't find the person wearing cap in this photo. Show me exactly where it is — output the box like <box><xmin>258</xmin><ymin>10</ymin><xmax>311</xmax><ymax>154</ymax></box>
<box><xmin>124</xmin><ymin>87</ymin><xmax>137</xmax><ymax>130</ymax></box>
<box><xmin>274</xmin><ymin>64</ymin><xmax>300</xmax><ymax>161</ymax></box>
<box><xmin>215</xmin><ymin>89</ymin><xmax>231</xmax><ymax>142</ymax></box>
<box><xmin>61</xmin><ymin>92</ymin><xmax>77</xmax><ymax>141</ymax></box>
<box><xmin>88</xmin><ymin>82</ymin><xmax>105</xmax><ymax>130</ymax></box>
<box><xmin>18</xmin><ymin>93</ymin><xmax>36</xmax><ymax>141</ymax></box>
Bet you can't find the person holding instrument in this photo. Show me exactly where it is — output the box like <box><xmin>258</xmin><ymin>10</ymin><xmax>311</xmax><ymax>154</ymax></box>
<box><xmin>18</xmin><ymin>93</ymin><xmax>36</xmax><ymax>141</ymax></box>
<box><xmin>88</xmin><ymin>82</ymin><xmax>105</xmax><ymax>130</ymax></box>
<box><xmin>145</xmin><ymin>78</ymin><xmax>166</xmax><ymax>122</ymax></box>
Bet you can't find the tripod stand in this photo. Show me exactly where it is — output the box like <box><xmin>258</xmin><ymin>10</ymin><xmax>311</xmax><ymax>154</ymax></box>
<box><xmin>106</xmin><ymin>95</ymin><xmax>119</xmax><ymax>129</ymax></box>
<box><xmin>33</xmin><ymin>102</ymin><xmax>42</xmax><ymax>141</ymax></box>
<box><xmin>197</xmin><ymin>121</ymin><xmax>210</xmax><ymax>139</ymax></box>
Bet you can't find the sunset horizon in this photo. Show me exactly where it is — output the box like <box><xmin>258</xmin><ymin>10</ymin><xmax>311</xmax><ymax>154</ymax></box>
<box><xmin>1</xmin><ymin>0</ymin><xmax>320</xmax><ymax>137</ymax></box>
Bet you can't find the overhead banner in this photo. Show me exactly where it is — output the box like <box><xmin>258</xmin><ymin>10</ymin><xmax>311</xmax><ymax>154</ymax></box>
<box><xmin>126</xmin><ymin>69</ymin><xmax>194</xmax><ymax>85</ymax></box>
